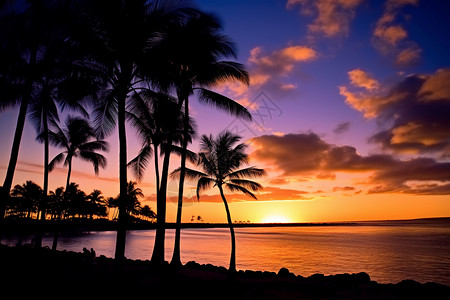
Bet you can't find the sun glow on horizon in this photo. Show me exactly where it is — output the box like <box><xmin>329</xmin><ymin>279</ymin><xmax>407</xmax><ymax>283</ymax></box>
<box><xmin>261</xmin><ymin>215</ymin><xmax>292</xmax><ymax>224</ymax></box>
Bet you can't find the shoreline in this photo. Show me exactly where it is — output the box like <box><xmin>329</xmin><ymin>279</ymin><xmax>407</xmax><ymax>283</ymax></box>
<box><xmin>2</xmin><ymin>216</ymin><xmax>448</xmax><ymax>234</ymax></box>
<box><xmin>0</xmin><ymin>244</ymin><xmax>448</xmax><ymax>299</ymax></box>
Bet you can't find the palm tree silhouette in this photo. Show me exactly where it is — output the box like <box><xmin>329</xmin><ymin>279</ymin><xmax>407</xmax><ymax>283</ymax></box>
<box><xmin>154</xmin><ymin>11</ymin><xmax>252</xmax><ymax>267</ymax></box>
<box><xmin>0</xmin><ymin>1</ymin><xmax>61</xmax><ymax>221</ymax></box>
<box><xmin>0</xmin><ymin>1</ymin><xmax>100</xmax><ymax>222</ymax></box>
<box><xmin>47</xmin><ymin>116</ymin><xmax>109</xmax><ymax>192</ymax></box>
<box><xmin>124</xmin><ymin>181</ymin><xmax>144</xmax><ymax>218</ymax></box>
<box><xmin>127</xmin><ymin>90</ymin><xmax>196</xmax><ymax>263</ymax></box>
<box><xmin>10</xmin><ymin>181</ymin><xmax>44</xmax><ymax>219</ymax></box>
<box><xmin>80</xmin><ymin>0</ymin><xmax>193</xmax><ymax>263</ymax></box>
<box><xmin>172</xmin><ymin>131</ymin><xmax>265</xmax><ymax>272</ymax></box>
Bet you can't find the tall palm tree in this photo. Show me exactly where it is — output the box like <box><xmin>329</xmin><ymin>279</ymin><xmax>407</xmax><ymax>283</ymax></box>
<box><xmin>0</xmin><ymin>1</ymin><xmax>101</xmax><ymax>222</ymax></box>
<box><xmin>47</xmin><ymin>116</ymin><xmax>109</xmax><ymax>192</ymax></box>
<box><xmin>173</xmin><ymin>131</ymin><xmax>265</xmax><ymax>272</ymax></box>
<box><xmin>0</xmin><ymin>1</ymin><xmax>55</xmax><ymax>221</ymax></box>
<box><xmin>81</xmin><ymin>0</ymin><xmax>193</xmax><ymax>264</ymax></box>
<box><xmin>153</xmin><ymin>11</ymin><xmax>251</xmax><ymax>267</ymax></box>
<box><xmin>126</xmin><ymin>89</ymin><xmax>196</xmax><ymax>264</ymax></box>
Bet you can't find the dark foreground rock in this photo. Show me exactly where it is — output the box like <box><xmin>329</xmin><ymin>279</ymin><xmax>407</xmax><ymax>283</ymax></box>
<box><xmin>0</xmin><ymin>244</ymin><xmax>448</xmax><ymax>299</ymax></box>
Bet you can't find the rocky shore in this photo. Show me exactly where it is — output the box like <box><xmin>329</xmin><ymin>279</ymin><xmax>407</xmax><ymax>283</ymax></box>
<box><xmin>0</xmin><ymin>244</ymin><xmax>448</xmax><ymax>299</ymax></box>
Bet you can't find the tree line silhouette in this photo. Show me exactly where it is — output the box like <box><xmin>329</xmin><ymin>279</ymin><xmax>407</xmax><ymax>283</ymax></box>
<box><xmin>0</xmin><ymin>0</ymin><xmax>264</xmax><ymax>272</ymax></box>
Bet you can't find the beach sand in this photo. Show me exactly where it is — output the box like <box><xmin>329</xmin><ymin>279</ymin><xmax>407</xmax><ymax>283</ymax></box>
<box><xmin>1</xmin><ymin>244</ymin><xmax>448</xmax><ymax>299</ymax></box>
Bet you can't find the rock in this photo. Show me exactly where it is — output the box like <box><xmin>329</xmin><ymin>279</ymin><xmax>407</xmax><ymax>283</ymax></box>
<box><xmin>352</xmin><ymin>272</ymin><xmax>371</xmax><ymax>283</ymax></box>
<box><xmin>278</xmin><ymin>267</ymin><xmax>291</xmax><ymax>277</ymax></box>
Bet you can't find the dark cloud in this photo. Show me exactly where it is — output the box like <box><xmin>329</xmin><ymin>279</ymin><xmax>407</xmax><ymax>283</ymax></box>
<box><xmin>341</xmin><ymin>68</ymin><xmax>450</xmax><ymax>157</ymax></box>
<box><xmin>333</xmin><ymin>121</ymin><xmax>351</xmax><ymax>134</ymax></box>
<box><xmin>250</xmin><ymin>132</ymin><xmax>450</xmax><ymax>195</ymax></box>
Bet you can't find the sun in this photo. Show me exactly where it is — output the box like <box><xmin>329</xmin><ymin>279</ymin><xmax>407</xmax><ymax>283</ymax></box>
<box><xmin>261</xmin><ymin>215</ymin><xmax>291</xmax><ymax>224</ymax></box>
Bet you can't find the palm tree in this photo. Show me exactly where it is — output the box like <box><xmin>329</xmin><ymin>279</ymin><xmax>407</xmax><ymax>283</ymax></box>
<box><xmin>126</xmin><ymin>89</ymin><xmax>196</xmax><ymax>264</ymax></box>
<box><xmin>10</xmin><ymin>181</ymin><xmax>44</xmax><ymax>219</ymax></box>
<box><xmin>124</xmin><ymin>181</ymin><xmax>144</xmax><ymax>218</ymax></box>
<box><xmin>81</xmin><ymin>0</ymin><xmax>193</xmax><ymax>264</ymax></box>
<box><xmin>0</xmin><ymin>1</ymin><xmax>101</xmax><ymax>222</ymax></box>
<box><xmin>173</xmin><ymin>131</ymin><xmax>265</xmax><ymax>272</ymax></box>
<box><xmin>86</xmin><ymin>189</ymin><xmax>106</xmax><ymax>219</ymax></box>
<box><xmin>47</xmin><ymin>116</ymin><xmax>109</xmax><ymax>192</ymax></box>
<box><xmin>140</xmin><ymin>205</ymin><xmax>156</xmax><ymax>222</ymax></box>
<box><xmin>153</xmin><ymin>11</ymin><xmax>251</xmax><ymax>267</ymax></box>
<box><xmin>0</xmin><ymin>1</ymin><xmax>54</xmax><ymax>221</ymax></box>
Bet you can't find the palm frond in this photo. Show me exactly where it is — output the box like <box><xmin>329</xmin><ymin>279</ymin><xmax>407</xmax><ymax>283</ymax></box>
<box><xmin>78</xmin><ymin>140</ymin><xmax>110</xmax><ymax>153</ymax></box>
<box><xmin>196</xmin><ymin>177</ymin><xmax>215</xmax><ymax>201</ymax></box>
<box><xmin>197</xmin><ymin>88</ymin><xmax>252</xmax><ymax>121</ymax></box>
<box><xmin>228</xmin><ymin>179</ymin><xmax>263</xmax><ymax>192</ymax></box>
<box><xmin>198</xmin><ymin>61</ymin><xmax>250</xmax><ymax>86</ymax></box>
<box><xmin>170</xmin><ymin>144</ymin><xmax>198</xmax><ymax>164</ymax></box>
<box><xmin>170</xmin><ymin>167</ymin><xmax>208</xmax><ymax>181</ymax></box>
<box><xmin>224</xmin><ymin>182</ymin><xmax>258</xmax><ymax>200</ymax></box>
<box><xmin>127</xmin><ymin>145</ymin><xmax>153</xmax><ymax>181</ymax></box>
<box><xmin>92</xmin><ymin>89</ymin><xmax>118</xmax><ymax>139</ymax></box>
<box><xmin>79</xmin><ymin>151</ymin><xmax>107</xmax><ymax>174</ymax></box>
<box><xmin>226</xmin><ymin>167</ymin><xmax>266</xmax><ymax>179</ymax></box>
<box><xmin>48</xmin><ymin>152</ymin><xmax>66</xmax><ymax>172</ymax></box>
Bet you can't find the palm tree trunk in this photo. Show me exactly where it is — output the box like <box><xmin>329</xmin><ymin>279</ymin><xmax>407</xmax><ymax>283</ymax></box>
<box><xmin>114</xmin><ymin>86</ymin><xmax>129</xmax><ymax>268</ymax></box>
<box><xmin>218</xmin><ymin>184</ymin><xmax>236</xmax><ymax>272</ymax></box>
<box><xmin>41</xmin><ymin>109</ymin><xmax>49</xmax><ymax>221</ymax></box>
<box><xmin>151</xmin><ymin>145</ymin><xmax>171</xmax><ymax>264</ymax></box>
<box><xmin>0</xmin><ymin>98</ymin><xmax>29</xmax><ymax>222</ymax></box>
<box><xmin>35</xmin><ymin>106</ymin><xmax>50</xmax><ymax>248</ymax></box>
<box><xmin>171</xmin><ymin>98</ymin><xmax>189</xmax><ymax>267</ymax></box>
<box><xmin>0</xmin><ymin>47</ymin><xmax>36</xmax><ymax>223</ymax></box>
<box><xmin>65</xmin><ymin>157</ymin><xmax>72</xmax><ymax>191</ymax></box>
<box><xmin>154</xmin><ymin>144</ymin><xmax>160</xmax><ymax>193</ymax></box>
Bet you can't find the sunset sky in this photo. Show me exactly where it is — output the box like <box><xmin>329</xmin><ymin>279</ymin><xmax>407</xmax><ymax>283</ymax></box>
<box><xmin>1</xmin><ymin>0</ymin><xmax>450</xmax><ymax>223</ymax></box>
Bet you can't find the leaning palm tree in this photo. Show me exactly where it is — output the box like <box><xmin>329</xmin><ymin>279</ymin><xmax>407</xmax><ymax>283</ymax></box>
<box><xmin>0</xmin><ymin>1</ymin><xmax>101</xmax><ymax>223</ymax></box>
<box><xmin>152</xmin><ymin>11</ymin><xmax>252</xmax><ymax>267</ymax></box>
<box><xmin>47</xmin><ymin>116</ymin><xmax>109</xmax><ymax>192</ymax></box>
<box><xmin>172</xmin><ymin>131</ymin><xmax>265</xmax><ymax>272</ymax></box>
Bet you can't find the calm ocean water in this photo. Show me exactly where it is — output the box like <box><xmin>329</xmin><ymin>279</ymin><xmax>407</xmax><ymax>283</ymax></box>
<box><xmin>4</xmin><ymin>219</ymin><xmax>450</xmax><ymax>286</ymax></box>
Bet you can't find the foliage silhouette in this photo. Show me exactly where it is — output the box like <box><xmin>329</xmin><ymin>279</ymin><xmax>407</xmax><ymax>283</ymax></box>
<box><xmin>171</xmin><ymin>131</ymin><xmax>265</xmax><ymax>272</ymax></box>
<box><xmin>150</xmin><ymin>10</ymin><xmax>251</xmax><ymax>267</ymax></box>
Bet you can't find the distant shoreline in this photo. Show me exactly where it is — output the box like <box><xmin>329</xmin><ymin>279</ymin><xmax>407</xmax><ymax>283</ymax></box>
<box><xmin>2</xmin><ymin>217</ymin><xmax>448</xmax><ymax>234</ymax></box>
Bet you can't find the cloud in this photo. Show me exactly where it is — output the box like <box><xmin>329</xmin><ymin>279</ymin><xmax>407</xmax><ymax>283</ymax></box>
<box><xmin>248</xmin><ymin>45</ymin><xmax>317</xmax><ymax>84</ymax></box>
<box><xmin>348</xmin><ymin>69</ymin><xmax>380</xmax><ymax>91</ymax></box>
<box><xmin>249</xmin><ymin>132</ymin><xmax>450</xmax><ymax>195</ymax></box>
<box><xmin>144</xmin><ymin>186</ymin><xmax>311</xmax><ymax>203</ymax></box>
<box><xmin>340</xmin><ymin>68</ymin><xmax>450</xmax><ymax>156</ymax></box>
<box><xmin>218</xmin><ymin>44</ymin><xmax>318</xmax><ymax>114</ymax></box>
<box><xmin>373</xmin><ymin>0</ymin><xmax>421</xmax><ymax>67</ymax></box>
<box><xmin>287</xmin><ymin>0</ymin><xmax>363</xmax><ymax>38</ymax></box>
<box><xmin>333</xmin><ymin>121</ymin><xmax>351</xmax><ymax>134</ymax></box>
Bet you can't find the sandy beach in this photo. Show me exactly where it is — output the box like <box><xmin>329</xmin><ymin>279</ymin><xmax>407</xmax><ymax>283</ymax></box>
<box><xmin>1</xmin><ymin>244</ymin><xmax>448</xmax><ymax>299</ymax></box>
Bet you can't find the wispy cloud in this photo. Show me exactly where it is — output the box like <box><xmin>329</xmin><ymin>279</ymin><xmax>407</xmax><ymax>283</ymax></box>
<box><xmin>287</xmin><ymin>0</ymin><xmax>363</xmax><ymax>38</ymax></box>
<box><xmin>373</xmin><ymin>0</ymin><xmax>421</xmax><ymax>67</ymax></box>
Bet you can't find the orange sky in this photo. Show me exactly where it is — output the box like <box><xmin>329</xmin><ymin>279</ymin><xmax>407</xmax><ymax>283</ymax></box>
<box><xmin>2</xmin><ymin>0</ymin><xmax>450</xmax><ymax>223</ymax></box>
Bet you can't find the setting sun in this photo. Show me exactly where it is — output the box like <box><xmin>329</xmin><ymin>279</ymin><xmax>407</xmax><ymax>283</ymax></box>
<box><xmin>262</xmin><ymin>215</ymin><xmax>292</xmax><ymax>224</ymax></box>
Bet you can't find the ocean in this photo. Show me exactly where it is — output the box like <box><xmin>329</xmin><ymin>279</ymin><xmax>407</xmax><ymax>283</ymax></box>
<box><xmin>3</xmin><ymin>218</ymin><xmax>449</xmax><ymax>286</ymax></box>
